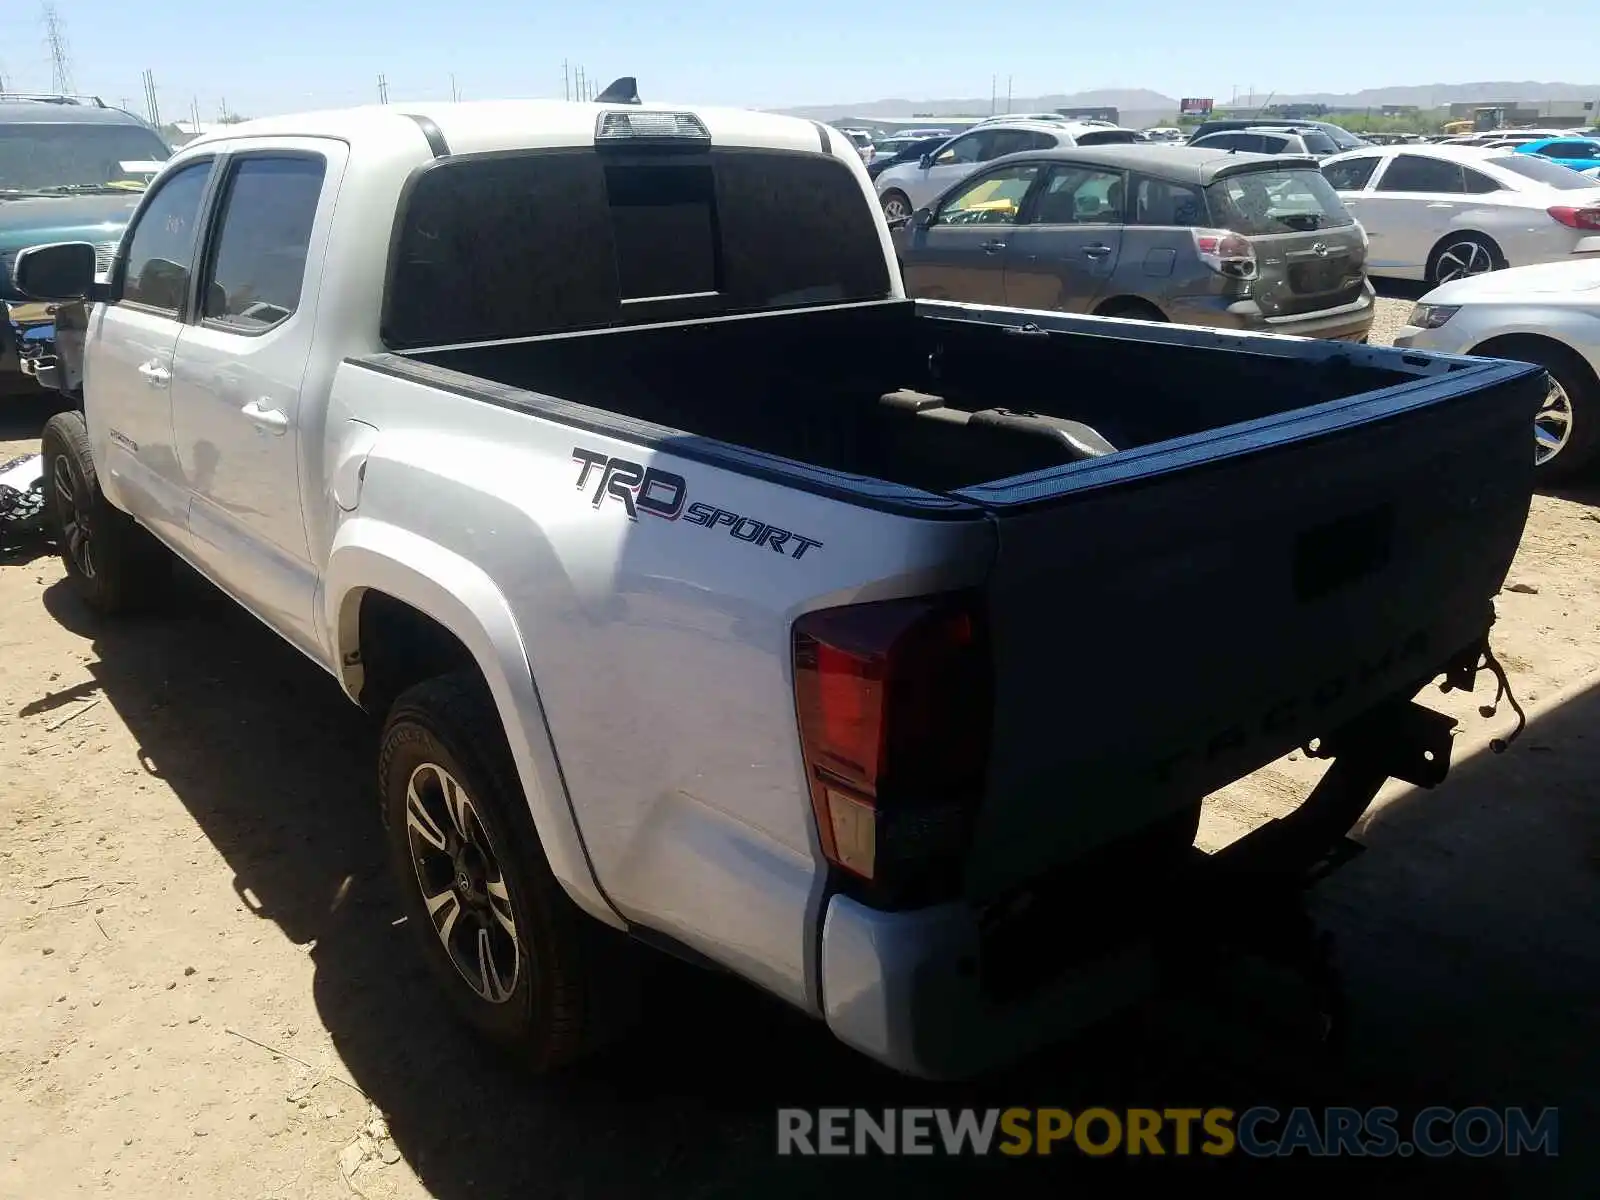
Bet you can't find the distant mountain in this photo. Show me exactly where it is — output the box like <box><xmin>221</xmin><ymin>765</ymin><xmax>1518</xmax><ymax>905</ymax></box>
<box><xmin>772</xmin><ymin>88</ymin><xmax>1179</xmax><ymax>122</ymax></box>
<box><xmin>774</xmin><ymin>81</ymin><xmax>1600</xmax><ymax>124</ymax></box>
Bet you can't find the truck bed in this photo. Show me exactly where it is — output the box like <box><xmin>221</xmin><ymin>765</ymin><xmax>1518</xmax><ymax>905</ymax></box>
<box><xmin>360</xmin><ymin>299</ymin><xmax>1542</xmax><ymax>903</ymax></box>
<box><xmin>397</xmin><ymin>298</ymin><xmax>1425</xmax><ymax>495</ymax></box>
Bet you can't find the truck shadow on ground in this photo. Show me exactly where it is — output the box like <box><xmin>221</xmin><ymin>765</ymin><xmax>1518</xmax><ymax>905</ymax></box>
<box><xmin>26</xmin><ymin>566</ymin><xmax>1595</xmax><ymax>1198</ymax></box>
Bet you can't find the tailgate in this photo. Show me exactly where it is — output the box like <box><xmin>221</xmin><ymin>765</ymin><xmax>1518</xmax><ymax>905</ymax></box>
<box><xmin>953</xmin><ymin>359</ymin><xmax>1541</xmax><ymax>903</ymax></box>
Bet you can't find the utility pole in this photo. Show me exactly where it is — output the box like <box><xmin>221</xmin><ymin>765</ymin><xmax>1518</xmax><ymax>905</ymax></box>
<box><xmin>141</xmin><ymin>68</ymin><xmax>161</xmax><ymax>127</ymax></box>
<box><xmin>43</xmin><ymin>3</ymin><xmax>74</xmax><ymax>95</ymax></box>
<box><xmin>990</xmin><ymin>75</ymin><xmax>996</xmax><ymax>115</ymax></box>
<box><xmin>563</xmin><ymin>59</ymin><xmax>570</xmax><ymax>102</ymax></box>
<box><xmin>577</xmin><ymin>65</ymin><xmax>586</xmax><ymax>102</ymax></box>
<box><xmin>191</xmin><ymin>95</ymin><xmax>200</xmax><ymax>130</ymax></box>
<box><xmin>1006</xmin><ymin>75</ymin><xmax>1012</xmax><ymax>114</ymax></box>
<box><xmin>219</xmin><ymin>96</ymin><xmax>228</xmax><ymax>122</ymax></box>
<box><xmin>450</xmin><ymin>73</ymin><xmax>460</xmax><ymax>102</ymax></box>
<box><xmin>377</xmin><ymin>73</ymin><xmax>389</xmax><ymax>104</ymax></box>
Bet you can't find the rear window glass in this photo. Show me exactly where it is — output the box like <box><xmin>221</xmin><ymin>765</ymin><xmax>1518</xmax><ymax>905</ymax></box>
<box><xmin>1205</xmin><ymin>168</ymin><xmax>1355</xmax><ymax>234</ymax></box>
<box><xmin>1487</xmin><ymin>154</ymin><xmax>1597</xmax><ymax>190</ymax></box>
<box><xmin>383</xmin><ymin>149</ymin><xmax>892</xmax><ymax>349</ymax></box>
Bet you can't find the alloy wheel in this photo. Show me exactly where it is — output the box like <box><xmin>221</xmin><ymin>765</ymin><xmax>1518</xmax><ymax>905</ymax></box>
<box><xmin>1433</xmin><ymin>240</ymin><xmax>1496</xmax><ymax>284</ymax></box>
<box><xmin>404</xmin><ymin>761</ymin><xmax>521</xmax><ymax>1004</ymax></box>
<box><xmin>52</xmin><ymin>454</ymin><xmax>94</xmax><ymax>580</ymax></box>
<box><xmin>1535</xmin><ymin>376</ymin><xmax>1574</xmax><ymax>466</ymax></box>
<box><xmin>882</xmin><ymin>195</ymin><xmax>910</xmax><ymax>222</ymax></box>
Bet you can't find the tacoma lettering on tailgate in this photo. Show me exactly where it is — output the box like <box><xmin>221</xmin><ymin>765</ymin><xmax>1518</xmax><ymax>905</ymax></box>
<box><xmin>571</xmin><ymin>447</ymin><xmax>824</xmax><ymax>560</ymax></box>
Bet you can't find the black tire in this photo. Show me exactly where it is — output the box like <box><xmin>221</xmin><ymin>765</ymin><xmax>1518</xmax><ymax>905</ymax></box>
<box><xmin>880</xmin><ymin>189</ymin><xmax>912</xmax><ymax>222</ymax></box>
<box><xmin>379</xmin><ymin>671</ymin><xmax>631</xmax><ymax>1071</ymax></box>
<box><xmin>40</xmin><ymin>410</ymin><xmax>170</xmax><ymax>615</ymax></box>
<box><xmin>1426</xmin><ymin>232</ymin><xmax>1504</xmax><ymax>286</ymax></box>
<box><xmin>1473</xmin><ymin>335</ymin><xmax>1600</xmax><ymax>485</ymax></box>
<box><xmin>1096</xmin><ymin>299</ymin><xmax>1167</xmax><ymax>323</ymax></box>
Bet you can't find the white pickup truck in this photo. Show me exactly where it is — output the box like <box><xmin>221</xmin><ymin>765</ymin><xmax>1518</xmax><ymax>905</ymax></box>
<box><xmin>15</xmin><ymin>86</ymin><xmax>1540</xmax><ymax>1079</ymax></box>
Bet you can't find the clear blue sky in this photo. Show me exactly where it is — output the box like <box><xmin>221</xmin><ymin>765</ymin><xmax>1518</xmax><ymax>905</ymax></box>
<box><xmin>6</xmin><ymin>0</ymin><xmax>1598</xmax><ymax>120</ymax></box>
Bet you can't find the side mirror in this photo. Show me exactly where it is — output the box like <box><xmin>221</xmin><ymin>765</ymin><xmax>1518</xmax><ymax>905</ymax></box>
<box><xmin>13</xmin><ymin>241</ymin><xmax>98</xmax><ymax>301</ymax></box>
<box><xmin>912</xmin><ymin>207</ymin><xmax>933</xmax><ymax>229</ymax></box>
<box><xmin>919</xmin><ymin>153</ymin><xmax>935</xmax><ymax>169</ymax></box>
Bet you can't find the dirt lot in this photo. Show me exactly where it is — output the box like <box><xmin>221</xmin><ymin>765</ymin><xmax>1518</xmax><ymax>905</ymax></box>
<box><xmin>3</xmin><ymin>300</ymin><xmax>1598</xmax><ymax>1198</ymax></box>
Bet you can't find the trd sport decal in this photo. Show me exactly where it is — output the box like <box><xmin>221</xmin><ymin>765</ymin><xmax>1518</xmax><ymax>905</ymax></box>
<box><xmin>571</xmin><ymin>447</ymin><xmax>823</xmax><ymax>560</ymax></box>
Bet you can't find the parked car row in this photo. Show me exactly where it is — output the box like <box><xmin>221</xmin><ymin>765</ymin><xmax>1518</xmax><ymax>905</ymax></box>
<box><xmin>876</xmin><ymin>120</ymin><xmax>1600</xmax><ymax>481</ymax></box>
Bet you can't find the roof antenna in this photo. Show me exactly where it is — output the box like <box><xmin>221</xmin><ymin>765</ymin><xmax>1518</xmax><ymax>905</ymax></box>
<box><xmin>595</xmin><ymin>76</ymin><xmax>640</xmax><ymax>105</ymax></box>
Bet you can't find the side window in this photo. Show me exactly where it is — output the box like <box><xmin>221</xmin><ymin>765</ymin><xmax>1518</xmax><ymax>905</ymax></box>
<box><xmin>200</xmin><ymin>156</ymin><xmax>327</xmax><ymax>332</ymax></box>
<box><xmin>932</xmin><ymin>164</ymin><xmax>1042</xmax><ymax>226</ymax></box>
<box><xmin>935</xmin><ymin>132</ymin><xmax>991</xmax><ymax>165</ymax></box>
<box><xmin>1132</xmin><ymin>176</ymin><xmax>1206</xmax><ymax>226</ymax></box>
<box><xmin>1321</xmin><ymin>155</ymin><xmax>1380</xmax><ymax>191</ymax></box>
<box><xmin>1376</xmin><ymin>154</ymin><xmax>1465</xmax><ymax>193</ymax></box>
<box><xmin>1462</xmin><ymin>168</ymin><xmax>1502</xmax><ymax>194</ymax></box>
<box><xmin>1198</xmin><ymin>133</ymin><xmax>1242</xmax><ymax>151</ymax></box>
<box><xmin>1032</xmin><ymin>166</ymin><xmax>1126</xmax><ymax>225</ymax></box>
<box><xmin>985</xmin><ymin>130</ymin><xmax>1038</xmax><ymax>159</ymax></box>
<box><xmin>121</xmin><ymin>160</ymin><xmax>212</xmax><ymax>314</ymax></box>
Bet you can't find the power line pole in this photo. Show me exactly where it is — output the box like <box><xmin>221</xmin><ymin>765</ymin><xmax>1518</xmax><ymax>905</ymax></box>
<box><xmin>990</xmin><ymin>75</ymin><xmax>996</xmax><ymax>116</ymax></box>
<box><xmin>577</xmin><ymin>65</ymin><xmax>585</xmax><ymax>103</ymax></box>
<box><xmin>376</xmin><ymin>73</ymin><xmax>389</xmax><ymax>104</ymax></box>
<box><xmin>563</xmin><ymin>59</ymin><xmax>570</xmax><ymax>102</ymax></box>
<box><xmin>1006</xmin><ymin>75</ymin><xmax>1012</xmax><ymax>114</ymax></box>
<box><xmin>450</xmin><ymin>73</ymin><xmax>460</xmax><ymax>102</ymax></box>
<box><xmin>142</xmin><ymin>68</ymin><xmax>161</xmax><ymax>127</ymax></box>
<box><xmin>42</xmin><ymin>3</ymin><xmax>74</xmax><ymax>95</ymax></box>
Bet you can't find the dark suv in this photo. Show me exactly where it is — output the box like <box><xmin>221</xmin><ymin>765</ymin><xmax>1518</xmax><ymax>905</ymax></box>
<box><xmin>892</xmin><ymin>144</ymin><xmax>1374</xmax><ymax>342</ymax></box>
<box><xmin>0</xmin><ymin>96</ymin><xmax>171</xmax><ymax>395</ymax></box>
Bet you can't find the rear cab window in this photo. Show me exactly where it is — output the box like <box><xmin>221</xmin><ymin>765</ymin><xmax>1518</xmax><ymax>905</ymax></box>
<box><xmin>1205</xmin><ymin>167</ymin><xmax>1355</xmax><ymax>235</ymax></box>
<box><xmin>383</xmin><ymin>149</ymin><xmax>891</xmax><ymax>349</ymax></box>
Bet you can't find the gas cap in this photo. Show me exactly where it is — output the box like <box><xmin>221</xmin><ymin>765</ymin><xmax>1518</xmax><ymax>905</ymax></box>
<box><xmin>332</xmin><ymin>420</ymin><xmax>380</xmax><ymax>512</ymax></box>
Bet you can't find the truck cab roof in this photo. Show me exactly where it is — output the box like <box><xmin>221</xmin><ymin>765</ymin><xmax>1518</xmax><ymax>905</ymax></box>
<box><xmin>187</xmin><ymin>99</ymin><xmax>846</xmax><ymax>160</ymax></box>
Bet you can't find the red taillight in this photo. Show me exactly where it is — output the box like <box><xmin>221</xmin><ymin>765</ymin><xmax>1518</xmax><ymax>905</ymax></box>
<box><xmin>1190</xmin><ymin>228</ymin><xmax>1258</xmax><ymax>278</ymax></box>
<box><xmin>1547</xmin><ymin>205</ymin><xmax>1600</xmax><ymax>230</ymax></box>
<box><xmin>793</xmin><ymin>592</ymin><xmax>992</xmax><ymax>905</ymax></box>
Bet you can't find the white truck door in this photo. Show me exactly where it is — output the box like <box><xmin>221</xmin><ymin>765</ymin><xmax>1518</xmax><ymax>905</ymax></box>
<box><xmin>169</xmin><ymin>141</ymin><xmax>347</xmax><ymax>656</ymax></box>
<box><xmin>83</xmin><ymin>156</ymin><xmax>218</xmax><ymax>550</ymax></box>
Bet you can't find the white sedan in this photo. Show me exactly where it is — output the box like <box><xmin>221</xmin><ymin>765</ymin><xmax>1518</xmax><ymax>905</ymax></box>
<box><xmin>1320</xmin><ymin>143</ymin><xmax>1600</xmax><ymax>285</ymax></box>
<box><xmin>1393</xmin><ymin>259</ymin><xmax>1600</xmax><ymax>481</ymax></box>
<box><xmin>874</xmin><ymin>121</ymin><xmax>1140</xmax><ymax>220</ymax></box>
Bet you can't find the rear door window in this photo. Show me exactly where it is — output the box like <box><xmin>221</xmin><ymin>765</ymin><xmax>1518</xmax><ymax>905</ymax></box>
<box><xmin>934</xmin><ymin>132</ymin><xmax>992</xmax><ymax>165</ymax></box>
<box><xmin>1031</xmin><ymin>166</ymin><xmax>1126</xmax><ymax>224</ymax></box>
<box><xmin>1375</xmin><ymin>154</ymin><xmax>1465</xmax><ymax>193</ymax></box>
<box><xmin>200</xmin><ymin>156</ymin><xmax>325</xmax><ymax>332</ymax></box>
<box><xmin>1205</xmin><ymin>168</ymin><xmax>1355</xmax><ymax>234</ymax></box>
<box><xmin>383</xmin><ymin>150</ymin><xmax>891</xmax><ymax>349</ymax></box>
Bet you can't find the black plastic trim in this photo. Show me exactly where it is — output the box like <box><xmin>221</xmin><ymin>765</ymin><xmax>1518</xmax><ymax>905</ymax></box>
<box><xmin>399</xmin><ymin>113</ymin><xmax>450</xmax><ymax>158</ymax></box>
<box><xmin>345</xmin><ymin>348</ymin><xmax>978</xmax><ymax>519</ymax></box>
<box><xmin>811</xmin><ymin>121</ymin><xmax>832</xmax><ymax>154</ymax></box>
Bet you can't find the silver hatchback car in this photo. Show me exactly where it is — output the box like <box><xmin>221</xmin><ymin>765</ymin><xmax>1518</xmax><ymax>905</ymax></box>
<box><xmin>892</xmin><ymin>144</ymin><xmax>1376</xmax><ymax>341</ymax></box>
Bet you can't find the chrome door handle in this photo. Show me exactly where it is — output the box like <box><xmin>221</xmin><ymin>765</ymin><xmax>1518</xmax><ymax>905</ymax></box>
<box><xmin>1083</xmin><ymin>244</ymin><xmax>1113</xmax><ymax>258</ymax></box>
<box><xmin>981</xmin><ymin>239</ymin><xmax>1007</xmax><ymax>254</ymax></box>
<box><xmin>136</xmin><ymin>360</ymin><xmax>170</xmax><ymax>386</ymax></box>
<box><xmin>241</xmin><ymin>399</ymin><xmax>289</xmax><ymax>434</ymax></box>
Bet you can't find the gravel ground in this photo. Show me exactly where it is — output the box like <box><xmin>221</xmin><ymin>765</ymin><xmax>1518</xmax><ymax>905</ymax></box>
<box><xmin>1369</xmin><ymin>294</ymin><xmax>1414</xmax><ymax>346</ymax></box>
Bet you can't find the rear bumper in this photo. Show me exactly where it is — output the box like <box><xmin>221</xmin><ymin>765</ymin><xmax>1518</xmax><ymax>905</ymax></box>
<box><xmin>819</xmin><ymin>893</ymin><xmax>1157</xmax><ymax>1080</ymax></box>
<box><xmin>1168</xmin><ymin>281</ymin><xmax>1377</xmax><ymax>341</ymax></box>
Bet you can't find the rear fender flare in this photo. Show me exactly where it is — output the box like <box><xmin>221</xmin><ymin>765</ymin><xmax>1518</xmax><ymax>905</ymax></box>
<box><xmin>324</xmin><ymin>517</ymin><xmax>623</xmax><ymax>929</ymax></box>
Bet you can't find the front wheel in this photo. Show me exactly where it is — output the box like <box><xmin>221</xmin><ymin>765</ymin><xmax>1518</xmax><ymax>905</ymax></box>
<box><xmin>881</xmin><ymin>190</ymin><xmax>912</xmax><ymax>222</ymax></box>
<box><xmin>40</xmin><ymin>410</ymin><xmax>169</xmax><ymax>615</ymax></box>
<box><xmin>380</xmin><ymin>672</ymin><xmax>631</xmax><ymax>1071</ymax></box>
